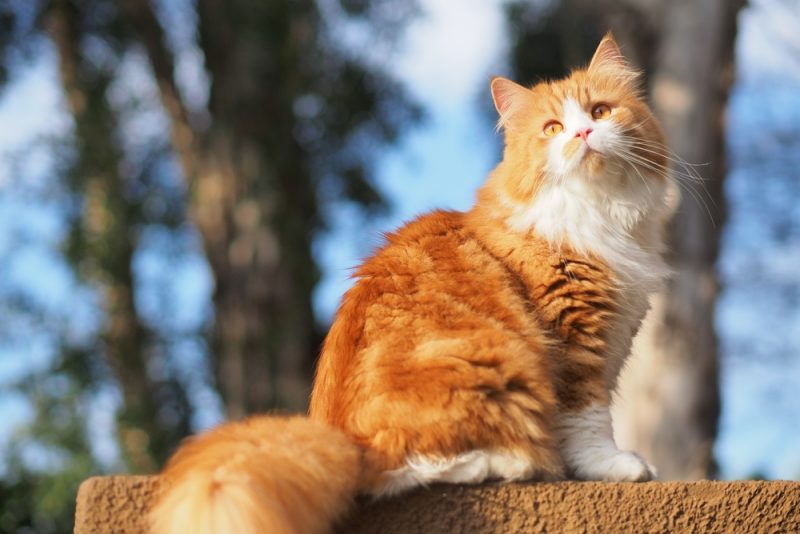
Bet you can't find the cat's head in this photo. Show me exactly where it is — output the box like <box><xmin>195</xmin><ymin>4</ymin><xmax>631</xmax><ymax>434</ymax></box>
<box><xmin>490</xmin><ymin>33</ymin><xmax>668</xmax><ymax>201</ymax></box>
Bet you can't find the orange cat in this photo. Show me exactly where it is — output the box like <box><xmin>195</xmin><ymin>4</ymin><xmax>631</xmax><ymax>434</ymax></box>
<box><xmin>151</xmin><ymin>33</ymin><xmax>672</xmax><ymax>534</ymax></box>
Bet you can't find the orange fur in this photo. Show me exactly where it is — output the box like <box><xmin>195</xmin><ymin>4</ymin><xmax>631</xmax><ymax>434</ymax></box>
<box><xmin>150</xmin><ymin>417</ymin><xmax>360</xmax><ymax>534</ymax></box>
<box><xmin>310</xmin><ymin>210</ymin><xmax>563</xmax><ymax>489</ymax></box>
<box><xmin>151</xmin><ymin>33</ymin><xmax>672</xmax><ymax>533</ymax></box>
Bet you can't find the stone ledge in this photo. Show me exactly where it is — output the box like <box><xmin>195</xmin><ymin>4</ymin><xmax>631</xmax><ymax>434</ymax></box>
<box><xmin>75</xmin><ymin>476</ymin><xmax>800</xmax><ymax>533</ymax></box>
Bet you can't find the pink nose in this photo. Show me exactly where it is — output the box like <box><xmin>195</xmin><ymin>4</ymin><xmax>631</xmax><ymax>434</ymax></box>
<box><xmin>575</xmin><ymin>128</ymin><xmax>593</xmax><ymax>141</ymax></box>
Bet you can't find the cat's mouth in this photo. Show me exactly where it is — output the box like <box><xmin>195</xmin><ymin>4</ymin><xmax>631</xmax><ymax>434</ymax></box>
<box><xmin>576</xmin><ymin>143</ymin><xmax>599</xmax><ymax>161</ymax></box>
<box><xmin>557</xmin><ymin>139</ymin><xmax>609</xmax><ymax>176</ymax></box>
<box><xmin>576</xmin><ymin>137</ymin><xmax>605</xmax><ymax>158</ymax></box>
<box><xmin>575</xmin><ymin>146</ymin><xmax>607</xmax><ymax>175</ymax></box>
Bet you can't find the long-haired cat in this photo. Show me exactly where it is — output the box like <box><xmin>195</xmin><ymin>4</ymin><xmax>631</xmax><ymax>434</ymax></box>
<box><xmin>151</xmin><ymin>33</ymin><xmax>672</xmax><ymax>534</ymax></box>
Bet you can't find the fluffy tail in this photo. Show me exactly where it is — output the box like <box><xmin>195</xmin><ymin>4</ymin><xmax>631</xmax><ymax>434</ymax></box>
<box><xmin>150</xmin><ymin>415</ymin><xmax>362</xmax><ymax>534</ymax></box>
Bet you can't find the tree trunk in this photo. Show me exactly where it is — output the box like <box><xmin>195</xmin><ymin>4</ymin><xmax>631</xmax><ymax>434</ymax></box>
<box><xmin>45</xmin><ymin>0</ymin><xmax>191</xmax><ymax>471</ymax></box>
<box><xmin>612</xmin><ymin>0</ymin><xmax>744</xmax><ymax>480</ymax></box>
<box><xmin>123</xmin><ymin>0</ymin><xmax>319</xmax><ymax>416</ymax></box>
<box><xmin>190</xmin><ymin>0</ymin><xmax>321</xmax><ymax>416</ymax></box>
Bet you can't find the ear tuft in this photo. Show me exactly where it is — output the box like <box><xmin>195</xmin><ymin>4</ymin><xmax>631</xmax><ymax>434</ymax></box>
<box><xmin>490</xmin><ymin>76</ymin><xmax>528</xmax><ymax>129</ymax></box>
<box><xmin>588</xmin><ymin>32</ymin><xmax>637</xmax><ymax>80</ymax></box>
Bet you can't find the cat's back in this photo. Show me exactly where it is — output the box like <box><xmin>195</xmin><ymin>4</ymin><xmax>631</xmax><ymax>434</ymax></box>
<box><xmin>310</xmin><ymin>209</ymin><xmax>539</xmax><ymax>423</ymax></box>
<box><xmin>333</xmin><ymin>209</ymin><xmax>529</xmax><ymax>332</ymax></box>
<box><xmin>356</xmin><ymin>209</ymin><xmax>481</xmax><ymax>283</ymax></box>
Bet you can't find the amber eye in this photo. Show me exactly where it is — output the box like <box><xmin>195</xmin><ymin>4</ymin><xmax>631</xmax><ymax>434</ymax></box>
<box><xmin>543</xmin><ymin>121</ymin><xmax>564</xmax><ymax>137</ymax></box>
<box><xmin>591</xmin><ymin>103</ymin><xmax>612</xmax><ymax>120</ymax></box>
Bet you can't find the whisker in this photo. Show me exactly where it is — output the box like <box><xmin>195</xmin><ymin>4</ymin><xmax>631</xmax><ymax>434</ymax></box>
<box><xmin>611</xmin><ymin>147</ymin><xmax>717</xmax><ymax>225</ymax></box>
<box><xmin>604</xmin><ymin>140</ymin><xmax>709</xmax><ymax>210</ymax></box>
<box><xmin>609</xmin><ymin>138</ymin><xmax>705</xmax><ymax>183</ymax></box>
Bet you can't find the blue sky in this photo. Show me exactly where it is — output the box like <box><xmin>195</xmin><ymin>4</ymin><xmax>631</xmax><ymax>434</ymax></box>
<box><xmin>0</xmin><ymin>0</ymin><xmax>798</xmax><ymax>479</ymax></box>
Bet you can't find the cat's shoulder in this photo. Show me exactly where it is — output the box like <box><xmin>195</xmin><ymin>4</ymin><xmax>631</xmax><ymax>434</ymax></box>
<box><xmin>386</xmin><ymin>209</ymin><xmax>465</xmax><ymax>244</ymax></box>
<box><xmin>353</xmin><ymin>209</ymin><xmax>474</xmax><ymax>278</ymax></box>
<box><xmin>372</xmin><ymin>209</ymin><xmax>467</xmax><ymax>255</ymax></box>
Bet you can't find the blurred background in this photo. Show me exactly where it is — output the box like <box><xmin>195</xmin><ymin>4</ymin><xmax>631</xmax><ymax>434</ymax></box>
<box><xmin>0</xmin><ymin>0</ymin><xmax>797</xmax><ymax>531</ymax></box>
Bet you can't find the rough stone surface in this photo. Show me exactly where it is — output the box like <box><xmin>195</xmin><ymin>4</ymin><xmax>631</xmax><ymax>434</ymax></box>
<box><xmin>75</xmin><ymin>476</ymin><xmax>800</xmax><ymax>533</ymax></box>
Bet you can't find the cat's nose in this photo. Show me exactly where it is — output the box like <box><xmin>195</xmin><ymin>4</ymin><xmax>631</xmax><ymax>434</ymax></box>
<box><xmin>575</xmin><ymin>128</ymin><xmax>593</xmax><ymax>141</ymax></box>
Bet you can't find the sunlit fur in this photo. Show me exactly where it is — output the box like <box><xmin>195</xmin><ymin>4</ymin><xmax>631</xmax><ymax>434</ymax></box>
<box><xmin>151</xmin><ymin>34</ymin><xmax>673</xmax><ymax>534</ymax></box>
<box><xmin>150</xmin><ymin>417</ymin><xmax>361</xmax><ymax>534</ymax></box>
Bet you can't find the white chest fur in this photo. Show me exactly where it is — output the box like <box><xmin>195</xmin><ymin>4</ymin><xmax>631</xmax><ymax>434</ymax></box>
<box><xmin>505</xmin><ymin>174</ymin><xmax>669</xmax><ymax>295</ymax></box>
<box><xmin>504</xmin><ymin>172</ymin><xmax>669</xmax><ymax>384</ymax></box>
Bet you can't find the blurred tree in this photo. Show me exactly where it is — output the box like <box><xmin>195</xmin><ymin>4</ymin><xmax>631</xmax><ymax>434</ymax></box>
<box><xmin>504</xmin><ymin>0</ymin><xmax>743</xmax><ymax>479</ymax></box>
<box><xmin>1</xmin><ymin>365</ymin><xmax>101</xmax><ymax>533</ymax></box>
<box><xmin>614</xmin><ymin>0</ymin><xmax>744</xmax><ymax>481</ymax></box>
<box><xmin>116</xmin><ymin>0</ymin><xmax>420</xmax><ymax>417</ymax></box>
<box><xmin>46</xmin><ymin>0</ymin><xmax>191</xmax><ymax>473</ymax></box>
<box><xmin>0</xmin><ymin>0</ymin><xmax>418</xmax><ymax>531</ymax></box>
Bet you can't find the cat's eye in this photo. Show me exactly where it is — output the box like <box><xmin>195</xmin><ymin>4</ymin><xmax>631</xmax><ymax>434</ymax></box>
<box><xmin>543</xmin><ymin>121</ymin><xmax>563</xmax><ymax>137</ymax></box>
<box><xmin>591</xmin><ymin>103</ymin><xmax>612</xmax><ymax>120</ymax></box>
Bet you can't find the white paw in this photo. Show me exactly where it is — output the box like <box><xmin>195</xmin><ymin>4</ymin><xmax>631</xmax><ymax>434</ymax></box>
<box><xmin>571</xmin><ymin>450</ymin><xmax>656</xmax><ymax>482</ymax></box>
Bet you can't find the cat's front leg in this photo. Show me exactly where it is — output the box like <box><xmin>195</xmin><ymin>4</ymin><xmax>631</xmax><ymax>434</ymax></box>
<box><xmin>551</xmin><ymin>341</ymin><xmax>655</xmax><ymax>481</ymax></box>
<box><xmin>556</xmin><ymin>401</ymin><xmax>656</xmax><ymax>482</ymax></box>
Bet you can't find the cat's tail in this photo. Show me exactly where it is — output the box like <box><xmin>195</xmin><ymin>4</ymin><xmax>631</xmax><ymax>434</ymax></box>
<box><xmin>149</xmin><ymin>415</ymin><xmax>362</xmax><ymax>534</ymax></box>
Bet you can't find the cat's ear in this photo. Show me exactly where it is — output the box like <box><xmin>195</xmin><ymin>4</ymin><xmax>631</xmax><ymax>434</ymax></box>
<box><xmin>491</xmin><ymin>76</ymin><xmax>529</xmax><ymax>129</ymax></box>
<box><xmin>588</xmin><ymin>32</ymin><xmax>638</xmax><ymax>81</ymax></box>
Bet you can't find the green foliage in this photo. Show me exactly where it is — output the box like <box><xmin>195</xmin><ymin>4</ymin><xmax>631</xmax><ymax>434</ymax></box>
<box><xmin>2</xmin><ymin>353</ymin><xmax>103</xmax><ymax>534</ymax></box>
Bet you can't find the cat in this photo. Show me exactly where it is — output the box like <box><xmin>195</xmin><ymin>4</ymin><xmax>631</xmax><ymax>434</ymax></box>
<box><xmin>150</xmin><ymin>33</ymin><xmax>672</xmax><ymax>534</ymax></box>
